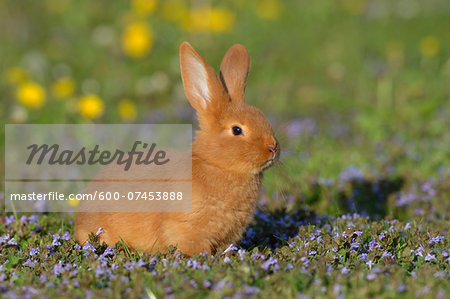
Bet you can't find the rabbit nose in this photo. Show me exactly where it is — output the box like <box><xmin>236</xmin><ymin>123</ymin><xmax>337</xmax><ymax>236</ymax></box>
<box><xmin>267</xmin><ymin>140</ymin><xmax>279</xmax><ymax>154</ymax></box>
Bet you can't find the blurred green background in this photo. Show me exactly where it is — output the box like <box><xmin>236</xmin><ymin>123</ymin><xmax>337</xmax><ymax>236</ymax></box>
<box><xmin>1</xmin><ymin>0</ymin><xmax>449</xmax><ymax>218</ymax></box>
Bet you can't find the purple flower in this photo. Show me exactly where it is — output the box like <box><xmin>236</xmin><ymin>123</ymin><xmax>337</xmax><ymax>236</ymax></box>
<box><xmin>366</xmin><ymin>272</ymin><xmax>377</xmax><ymax>280</ymax></box>
<box><xmin>51</xmin><ymin>234</ymin><xmax>61</xmax><ymax>247</ymax></box>
<box><xmin>404</xmin><ymin>223</ymin><xmax>411</xmax><ymax>230</ymax></box>
<box><xmin>28</xmin><ymin>215</ymin><xmax>39</xmax><ymax>225</ymax></box>
<box><xmin>7</xmin><ymin>238</ymin><xmax>18</xmax><ymax>246</ymax></box>
<box><xmin>339</xmin><ymin>166</ymin><xmax>364</xmax><ymax>183</ymax></box>
<box><xmin>382</xmin><ymin>251</ymin><xmax>393</xmax><ymax>259</ymax></box>
<box><xmin>95</xmin><ymin>265</ymin><xmax>106</xmax><ymax>277</ymax></box>
<box><xmin>261</xmin><ymin>257</ymin><xmax>279</xmax><ymax>272</ymax></box>
<box><xmin>51</xmin><ymin>261</ymin><xmax>65</xmax><ymax>276</ymax></box>
<box><xmin>202</xmin><ymin>280</ymin><xmax>212</xmax><ymax>288</ymax></box>
<box><xmin>341</xmin><ymin>267</ymin><xmax>350</xmax><ymax>275</ymax></box>
<box><xmin>136</xmin><ymin>259</ymin><xmax>147</xmax><ymax>267</ymax></box>
<box><xmin>74</xmin><ymin>243</ymin><xmax>81</xmax><ymax>250</ymax></box>
<box><xmin>5</xmin><ymin>215</ymin><xmax>15</xmax><ymax>226</ymax></box>
<box><xmin>396</xmin><ymin>193</ymin><xmax>418</xmax><ymax>207</ymax></box>
<box><xmin>23</xmin><ymin>259</ymin><xmax>36</xmax><ymax>267</ymax></box>
<box><xmin>368</xmin><ymin>238</ymin><xmax>381</xmax><ymax>251</ymax></box>
<box><xmin>359</xmin><ymin>253</ymin><xmax>368</xmax><ymax>262</ymax></box>
<box><xmin>425</xmin><ymin>254</ymin><xmax>436</xmax><ymax>262</ymax></box>
<box><xmin>429</xmin><ymin>235</ymin><xmax>444</xmax><ymax>244</ymax></box>
<box><xmin>223</xmin><ymin>244</ymin><xmax>238</xmax><ymax>254</ymax></box>
<box><xmin>284</xmin><ymin>118</ymin><xmax>317</xmax><ymax>139</ymax></box>
<box><xmin>189</xmin><ymin>279</ymin><xmax>198</xmax><ymax>288</ymax></box>
<box><xmin>251</xmin><ymin>252</ymin><xmax>266</xmax><ymax>260</ymax></box>
<box><xmin>20</xmin><ymin>215</ymin><xmax>28</xmax><ymax>225</ymax></box>
<box><xmin>61</xmin><ymin>232</ymin><xmax>71</xmax><ymax>241</ymax></box>
<box><xmin>124</xmin><ymin>261</ymin><xmax>136</xmax><ymax>270</ymax></box>
<box><xmin>0</xmin><ymin>234</ymin><xmax>10</xmax><ymax>244</ymax></box>
<box><xmin>366</xmin><ymin>260</ymin><xmax>375</xmax><ymax>270</ymax></box>
<box><xmin>223</xmin><ymin>257</ymin><xmax>231</xmax><ymax>264</ymax></box>
<box><xmin>82</xmin><ymin>241</ymin><xmax>96</xmax><ymax>256</ymax></box>
<box><xmin>238</xmin><ymin>249</ymin><xmax>246</xmax><ymax>260</ymax></box>
<box><xmin>95</xmin><ymin>227</ymin><xmax>105</xmax><ymax>236</ymax></box>
<box><xmin>243</xmin><ymin>285</ymin><xmax>261</xmax><ymax>295</ymax></box>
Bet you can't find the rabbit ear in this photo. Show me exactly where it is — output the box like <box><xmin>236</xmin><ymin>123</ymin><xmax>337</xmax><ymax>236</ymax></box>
<box><xmin>180</xmin><ymin>42</ymin><xmax>228</xmax><ymax>113</ymax></box>
<box><xmin>219</xmin><ymin>44</ymin><xmax>250</xmax><ymax>104</ymax></box>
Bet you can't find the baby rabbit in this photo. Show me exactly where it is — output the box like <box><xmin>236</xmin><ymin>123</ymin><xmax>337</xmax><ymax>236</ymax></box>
<box><xmin>74</xmin><ymin>42</ymin><xmax>279</xmax><ymax>256</ymax></box>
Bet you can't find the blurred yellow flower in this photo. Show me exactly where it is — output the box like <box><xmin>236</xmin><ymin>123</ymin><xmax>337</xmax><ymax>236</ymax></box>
<box><xmin>118</xmin><ymin>99</ymin><xmax>137</xmax><ymax>120</ymax></box>
<box><xmin>122</xmin><ymin>21</ymin><xmax>154</xmax><ymax>58</ymax></box>
<box><xmin>256</xmin><ymin>0</ymin><xmax>282</xmax><ymax>20</ymax></box>
<box><xmin>184</xmin><ymin>7</ymin><xmax>235</xmax><ymax>33</ymax></box>
<box><xmin>68</xmin><ymin>195</ymin><xmax>80</xmax><ymax>208</ymax></box>
<box><xmin>161</xmin><ymin>0</ymin><xmax>188</xmax><ymax>22</ymax></box>
<box><xmin>16</xmin><ymin>81</ymin><xmax>46</xmax><ymax>108</ymax></box>
<box><xmin>341</xmin><ymin>0</ymin><xmax>366</xmax><ymax>15</ymax></box>
<box><xmin>386</xmin><ymin>41</ymin><xmax>404</xmax><ymax>67</ymax></box>
<box><xmin>420</xmin><ymin>36</ymin><xmax>440</xmax><ymax>57</ymax></box>
<box><xmin>132</xmin><ymin>0</ymin><xmax>158</xmax><ymax>16</ymax></box>
<box><xmin>52</xmin><ymin>77</ymin><xmax>75</xmax><ymax>99</ymax></box>
<box><xmin>78</xmin><ymin>94</ymin><xmax>104</xmax><ymax>119</ymax></box>
<box><xmin>45</xmin><ymin>0</ymin><xmax>71</xmax><ymax>14</ymax></box>
<box><xmin>5</xmin><ymin>67</ymin><xmax>28</xmax><ymax>84</ymax></box>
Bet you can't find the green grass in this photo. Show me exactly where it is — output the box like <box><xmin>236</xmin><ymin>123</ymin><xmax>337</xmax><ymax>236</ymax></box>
<box><xmin>0</xmin><ymin>0</ymin><xmax>449</xmax><ymax>297</ymax></box>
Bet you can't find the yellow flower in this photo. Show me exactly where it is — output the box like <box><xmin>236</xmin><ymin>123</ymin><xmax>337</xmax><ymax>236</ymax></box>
<box><xmin>256</xmin><ymin>0</ymin><xmax>282</xmax><ymax>20</ymax></box>
<box><xmin>122</xmin><ymin>21</ymin><xmax>154</xmax><ymax>58</ymax></box>
<box><xmin>132</xmin><ymin>0</ymin><xmax>158</xmax><ymax>16</ymax></box>
<box><xmin>16</xmin><ymin>81</ymin><xmax>46</xmax><ymax>108</ymax></box>
<box><xmin>68</xmin><ymin>195</ymin><xmax>80</xmax><ymax>208</ymax></box>
<box><xmin>161</xmin><ymin>0</ymin><xmax>188</xmax><ymax>22</ymax></box>
<box><xmin>78</xmin><ymin>94</ymin><xmax>104</xmax><ymax>119</ymax></box>
<box><xmin>420</xmin><ymin>36</ymin><xmax>440</xmax><ymax>57</ymax></box>
<box><xmin>4</xmin><ymin>67</ymin><xmax>28</xmax><ymax>84</ymax></box>
<box><xmin>184</xmin><ymin>7</ymin><xmax>235</xmax><ymax>33</ymax></box>
<box><xmin>341</xmin><ymin>0</ymin><xmax>366</xmax><ymax>15</ymax></box>
<box><xmin>52</xmin><ymin>77</ymin><xmax>75</xmax><ymax>99</ymax></box>
<box><xmin>118</xmin><ymin>99</ymin><xmax>137</xmax><ymax>121</ymax></box>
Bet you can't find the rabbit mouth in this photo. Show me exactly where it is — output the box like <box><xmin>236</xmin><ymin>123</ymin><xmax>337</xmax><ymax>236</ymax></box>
<box><xmin>260</xmin><ymin>151</ymin><xmax>280</xmax><ymax>171</ymax></box>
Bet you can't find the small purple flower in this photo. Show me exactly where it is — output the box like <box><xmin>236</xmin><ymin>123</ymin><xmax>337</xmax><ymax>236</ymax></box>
<box><xmin>82</xmin><ymin>241</ymin><xmax>96</xmax><ymax>256</ymax></box>
<box><xmin>223</xmin><ymin>244</ymin><xmax>238</xmax><ymax>254</ymax></box>
<box><xmin>429</xmin><ymin>235</ymin><xmax>444</xmax><ymax>244</ymax></box>
<box><xmin>251</xmin><ymin>252</ymin><xmax>266</xmax><ymax>260</ymax></box>
<box><xmin>51</xmin><ymin>234</ymin><xmax>61</xmax><ymax>247</ymax></box>
<box><xmin>74</xmin><ymin>243</ymin><xmax>81</xmax><ymax>250</ymax></box>
<box><xmin>359</xmin><ymin>253</ymin><xmax>368</xmax><ymax>261</ymax></box>
<box><xmin>366</xmin><ymin>260</ymin><xmax>375</xmax><ymax>270</ymax></box>
<box><xmin>20</xmin><ymin>215</ymin><xmax>28</xmax><ymax>225</ymax></box>
<box><xmin>404</xmin><ymin>223</ymin><xmax>411</xmax><ymax>230</ymax></box>
<box><xmin>366</xmin><ymin>272</ymin><xmax>377</xmax><ymax>280</ymax></box>
<box><xmin>51</xmin><ymin>261</ymin><xmax>65</xmax><ymax>276</ymax></box>
<box><xmin>261</xmin><ymin>257</ymin><xmax>279</xmax><ymax>272</ymax></box>
<box><xmin>28</xmin><ymin>215</ymin><xmax>39</xmax><ymax>224</ymax></box>
<box><xmin>341</xmin><ymin>267</ymin><xmax>350</xmax><ymax>275</ymax></box>
<box><xmin>202</xmin><ymin>280</ymin><xmax>211</xmax><ymax>288</ymax></box>
<box><xmin>23</xmin><ymin>259</ymin><xmax>36</xmax><ymax>267</ymax></box>
<box><xmin>136</xmin><ymin>259</ymin><xmax>147</xmax><ymax>267</ymax></box>
<box><xmin>189</xmin><ymin>279</ymin><xmax>198</xmax><ymax>288</ymax></box>
<box><xmin>425</xmin><ymin>254</ymin><xmax>436</xmax><ymax>262</ymax></box>
<box><xmin>0</xmin><ymin>234</ymin><xmax>10</xmax><ymax>244</ymax></box>
<box><xmin>61</xmin><ymin>232</ymin><xmax>71</xmax><ymax>241</ymax></box>
<box><xmin>238</xmin><ymin>249</ymin><xmax>245</xmax><ymax>260</ymax></box>
<box><xmin>243</xmin><ymin>285</ymin><xmax>261</xmax><ymax>295</ymax></box>
<box><xmin>382</xmin><ymin>251</ymin><xmax>393</xmax><ymax>259</ymax></box>
<box><xmin>7</xmin><ymin>238</ymin><xmax>18</xmax><ymax>246</ymax></box>
<box><xmin>95</xmin><ymin>227</ymin><xmax>105</xmax><ymax>236</ymax></box>
<box><xmin>5</xmin><ymin>215</ymin><xmax>15</xmax><ymax>226</ymax></box>
<box><xmin>124</xmin><ymin>261</ymin><xmax>136</xmax><ymax>270</ymax></box>
<box><xmin>223</xmin><ymin>257</ymin><xmax>231</xmax><ymax>264</ymax></box>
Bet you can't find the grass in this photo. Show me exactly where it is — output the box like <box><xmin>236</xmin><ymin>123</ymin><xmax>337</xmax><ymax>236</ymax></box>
<box><xmin>0</xmin><ymin>0</ymin><xmax>449</xmax><ymax>298</ymax></box>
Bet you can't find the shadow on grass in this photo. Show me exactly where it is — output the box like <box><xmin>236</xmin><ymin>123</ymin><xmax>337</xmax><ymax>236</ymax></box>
<box><xmin>241</xmin><ymin>176</ymin><xmax>404</xmax><ymax>250</ymax></box>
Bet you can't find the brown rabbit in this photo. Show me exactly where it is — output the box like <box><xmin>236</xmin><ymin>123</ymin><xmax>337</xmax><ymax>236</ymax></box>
<box><xmin>74</xmin><ymin>42</ymin><xmax>279</xmax><ymax>256</ymax></box>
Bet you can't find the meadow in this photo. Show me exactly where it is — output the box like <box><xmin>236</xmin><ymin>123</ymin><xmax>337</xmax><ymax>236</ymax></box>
<box><xmin>0</xmin><ymin>0</ymin><xmax>449</xmax><ymax>298</ymax></box>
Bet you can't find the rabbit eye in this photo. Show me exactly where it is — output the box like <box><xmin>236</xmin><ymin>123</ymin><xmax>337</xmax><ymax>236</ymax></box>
<box><xmin>232</xmin><ymin>126</ymin><xmax>243</xmax><ymax>136</ymax></box>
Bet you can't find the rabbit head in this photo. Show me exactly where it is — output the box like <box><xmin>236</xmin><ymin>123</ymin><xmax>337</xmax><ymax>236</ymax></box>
<box><xmin>180</xmin><ymin>42</ymin><xmax>279</xmax><ymax>175</ymax></box>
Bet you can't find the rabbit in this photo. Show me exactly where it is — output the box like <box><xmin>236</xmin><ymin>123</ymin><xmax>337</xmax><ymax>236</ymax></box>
<box><xmin>74</xmin><ymin>42</ymin><xmax>280</xmax><ymax>256</ymax></box>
